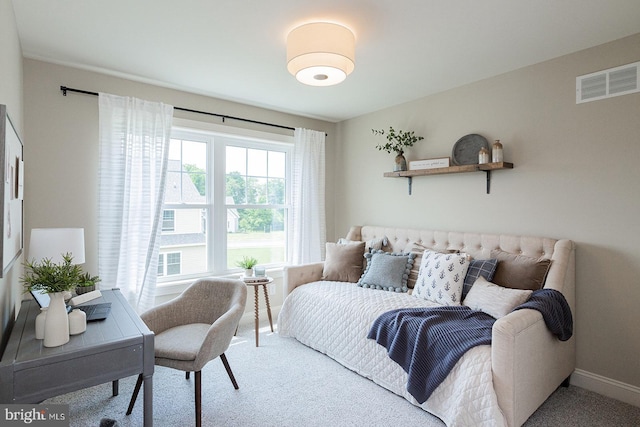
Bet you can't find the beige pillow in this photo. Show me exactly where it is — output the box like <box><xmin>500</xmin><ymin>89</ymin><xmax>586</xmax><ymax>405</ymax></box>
<box><xmin>405</xmin><ymin>241</ymin><xmax>430</xmax><ymax>289</ymax></box>
<box><xmin>338</xmin><ymin>236</ymin><xmax>389</xmax><ymax>252</ymax></box>
<box><xmin>322</xmin><ymin>242</ymin><xmax>366</xmax><ymax>282</ymax></box>
<box><xmin>463</xmin><ymin>276</ymin><xmax>533</xmax><ymax>318</ymax></box>
<box><xmin>491</xmin><ymin>251</ymin><xmax>552</xmax><ymax>291</ymax></box>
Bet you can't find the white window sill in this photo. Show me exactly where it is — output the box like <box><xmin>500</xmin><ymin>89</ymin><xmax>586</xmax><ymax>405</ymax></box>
<box><xmin>155</xmin><ymin>267</ymin><xmax>284</xmax><ymax>297</ymax></box>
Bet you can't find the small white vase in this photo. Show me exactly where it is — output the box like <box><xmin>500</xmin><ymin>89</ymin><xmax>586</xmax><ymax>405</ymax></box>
<box><xmin>43</xmin><ymin>291</ymin><xmax>70</xmax><ymax>347</ymax></box>
<box><xmin>244</xmin><ymin>268</ymin><xmax>254</xmax><ymax>277</ymax></box>
<box><xmin>35</xmin><ymin>307</ymin><xmax>47</xmax><ymax>340</ymax></box>
<box><xmin>69</xmin><ymin>309</ymin><xmax>87</xmax><ymax>335</ymax></box>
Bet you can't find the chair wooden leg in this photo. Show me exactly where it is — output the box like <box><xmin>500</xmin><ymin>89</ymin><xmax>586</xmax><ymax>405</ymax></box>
<box><xmin>186</xmin><ymin>371</ymin><xmax>190</xmax><ymax>380</ymax></box>
<box><xmin>220</xmin><ymin>353</ymin><xmax>239</xmax><ymax>390</ymax></box>
<box><xmin>195</xmin><ymin>370</ymin><xmax>202</xmax><ymax>427</ymax></box>
<box><xmin>126</xmin><ymin>374</ymin><xmax>143</xmax><ymax>415</ymax></box>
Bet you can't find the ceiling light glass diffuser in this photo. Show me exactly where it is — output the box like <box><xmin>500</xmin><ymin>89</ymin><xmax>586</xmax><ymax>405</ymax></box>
<box><xmin>287</xmin><ymin>22</ymin><xmax>355</xmax><ymax>87</ymax></box>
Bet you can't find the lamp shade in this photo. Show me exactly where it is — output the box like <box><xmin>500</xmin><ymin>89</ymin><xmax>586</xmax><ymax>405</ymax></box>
<box><xmin>29</xmin><ymin>228</ymin><xmax>86</xmax><ymax>264</ymax></box>
<box><xmin>287</xmin><ymin>22</ymin><xmax>355</xmax><ymax>86</ymax></box>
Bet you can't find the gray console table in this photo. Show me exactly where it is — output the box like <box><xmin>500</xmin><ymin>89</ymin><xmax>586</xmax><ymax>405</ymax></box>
<box><xmin>0</xmin><ymin>289</ymin><xmax>154</xmax><ymax>427</ymax></box>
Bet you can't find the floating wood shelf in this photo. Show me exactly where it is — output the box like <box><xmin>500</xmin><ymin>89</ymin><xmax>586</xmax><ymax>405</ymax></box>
<box><xmin>384</xmin><ymin>162</ymin><xmax>514</xmax><ymax>194</ymax></box>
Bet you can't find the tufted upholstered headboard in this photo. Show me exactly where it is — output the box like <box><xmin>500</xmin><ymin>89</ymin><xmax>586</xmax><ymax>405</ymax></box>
<box><xmin>345</xmin><ymin>225</ymin><xmax>576</xmax><ymax>313</ymax></box>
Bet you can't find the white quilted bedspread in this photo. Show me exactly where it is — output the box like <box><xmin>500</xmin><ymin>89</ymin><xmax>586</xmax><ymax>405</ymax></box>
<box><xmin>278</xmin><ymin>281</ymin><xmax>507</xmax><ymax>427</ymax></box>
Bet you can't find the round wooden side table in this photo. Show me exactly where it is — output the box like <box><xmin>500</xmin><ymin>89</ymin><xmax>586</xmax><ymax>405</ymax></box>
<box><xmin>241</xmin><ymin>276</ymin><xmax>274</xmax><ymax>347</ymax></box>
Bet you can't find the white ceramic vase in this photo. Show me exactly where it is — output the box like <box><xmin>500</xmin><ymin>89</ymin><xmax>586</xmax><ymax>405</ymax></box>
<box><xmin>69</xmin><ymin>309</ymin><xmax>87</xmax><ymax>335</ymax></box>
<box><xmin>35</xmin><ymin>307</ymin><xmax>47</xmax><ymax>339</ymax></box>
<box><xmin>43</xmin><ymin>291</ymin><xmax>70</xmax><ymax>347</ymax></box>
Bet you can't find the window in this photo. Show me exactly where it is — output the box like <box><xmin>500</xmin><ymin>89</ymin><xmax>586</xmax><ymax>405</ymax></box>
<box><xmin>157</xmin><ymin>252</ymin><xmax>182</xmax><ymax>276</ymax></box>
<box><xmin>158</xmin><ymin>120</ymin><xmax>292</xmax><ymax>282</ymax></box>
<box><xmin>225</xmin><ymin>146</ymin><xmax>287</xmax><ymax>269</ymax></box>
<box><xmin>162</xmin><ymin>210</ymin><xmax>175</xmax><ymax>232</ymax></box>
<box><xmin>166</xmin><ymin>252</ymin><xmax>182</xmax><ymax>275</ymax></box>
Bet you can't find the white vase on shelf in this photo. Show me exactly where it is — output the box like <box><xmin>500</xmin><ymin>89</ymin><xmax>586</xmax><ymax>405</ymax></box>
<box><xmin>43</xmin><ymin>292</ymin><xmax>70</xmax><ymax>347</ymax></box>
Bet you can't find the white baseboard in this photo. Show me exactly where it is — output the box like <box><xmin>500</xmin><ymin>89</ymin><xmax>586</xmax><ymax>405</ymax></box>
<box><xmin>571</xmin><ymin>369</ymin><xmax>640</xmax><ymax>408</ymax></box>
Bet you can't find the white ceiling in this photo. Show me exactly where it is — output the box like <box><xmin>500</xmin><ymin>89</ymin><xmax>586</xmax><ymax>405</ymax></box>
<box><xmin>12</xmin><ymin>0</ymin><xmax>640</xmax><ymax>122</ymax></box>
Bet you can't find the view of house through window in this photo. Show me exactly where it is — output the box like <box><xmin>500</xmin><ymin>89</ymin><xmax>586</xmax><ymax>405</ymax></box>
<box><xmin>158</xmin><ymin>127</ymin><xmax>290</xmax><ymax>281</ymax></box>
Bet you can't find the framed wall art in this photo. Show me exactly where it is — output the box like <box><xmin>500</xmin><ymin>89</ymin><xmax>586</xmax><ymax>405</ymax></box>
<box><xmin>0</xmin><ymin>104</ymin><xmax>24</xmax><ymax>277</ymax></box>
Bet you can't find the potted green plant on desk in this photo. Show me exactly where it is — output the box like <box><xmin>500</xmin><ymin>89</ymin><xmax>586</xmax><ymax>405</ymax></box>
<box><xmin>76</xmin><ymin>272</ymin><xmax>101</xmax><ymax>295</ymax></box>
<box><xmin>21</xmin><ymin>253</ymin><xmax>83</xmax><ymax>347</ymax></box>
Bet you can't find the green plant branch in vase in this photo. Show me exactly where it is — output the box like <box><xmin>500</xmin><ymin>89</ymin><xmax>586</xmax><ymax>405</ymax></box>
<box><xmin>372</xmin><ymin>127</ymin><xmax>424</xmax><ymax>171</ymax></box>
<box><xmin>20</xmin><ymin>253</ymin><xmax>97</xmax><ymax>347</ymax></box>
<box><xmin>21</xmin><ymin>253</ymin><xmax>84</xmax><ymax>294</ymax></box>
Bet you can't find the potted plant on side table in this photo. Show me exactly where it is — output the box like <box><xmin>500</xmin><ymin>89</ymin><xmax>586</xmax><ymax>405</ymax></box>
<box><xmin>236</xmin><ymin>256</ymin><xmax>258</xmax><ymax>277</ymax></box>
<box><xmin>21</xmin><ymin>253</ymin><xmax>83</xmax><ymax>347</ymax></box>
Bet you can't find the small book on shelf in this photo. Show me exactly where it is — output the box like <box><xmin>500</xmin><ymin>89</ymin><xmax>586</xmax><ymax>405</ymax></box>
<box><xmin>409</xmin><ymin>157</ymin><xmax>450</xmax><ymax>170</ymax></box>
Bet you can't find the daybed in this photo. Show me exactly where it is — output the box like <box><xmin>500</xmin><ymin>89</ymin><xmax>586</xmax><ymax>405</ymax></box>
<box><xmin>278</xmin><ymin>225</ymin><xmax>575</xmax><ymax>427</ymax></box>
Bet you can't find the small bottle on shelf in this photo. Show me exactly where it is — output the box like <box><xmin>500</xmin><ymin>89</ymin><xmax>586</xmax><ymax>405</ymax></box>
<box><xmin>492</xmin><ymin>140</ymin><xmax>503</xmax><ymax>163</ymax></box>
<box><xmin>478</xmin><ymin>147</ymin><xmax>489</xmax><ymax>164</ymax></box>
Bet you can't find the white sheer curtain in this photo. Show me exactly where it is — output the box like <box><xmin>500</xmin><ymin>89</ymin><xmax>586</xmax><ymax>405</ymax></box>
<box><xmin>289</xmin><ymin>128</ymin><xmax>326</xmax><ymax>264</ymax></box>
<box><xmin>98</xmin><ymin>93</ymin><xmax>173</xmax><ymax>311</ymax></box>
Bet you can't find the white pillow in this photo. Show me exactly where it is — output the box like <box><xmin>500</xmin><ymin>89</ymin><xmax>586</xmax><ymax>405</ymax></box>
<box><xmin>463</xmin><ymin>276</ymin><xmax>533</xmax><ymax>318</ymax></box>
<box><xmin>413</xmin><ymin>250</ymin><xmax>469</xmax><ymax>306</ymax></box>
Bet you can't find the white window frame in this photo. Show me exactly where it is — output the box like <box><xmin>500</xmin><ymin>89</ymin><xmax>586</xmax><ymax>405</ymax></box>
<box><xmin>160</xmin><ymin>118</ymin><xmax>293</xmax><ymax>283</ymax></box>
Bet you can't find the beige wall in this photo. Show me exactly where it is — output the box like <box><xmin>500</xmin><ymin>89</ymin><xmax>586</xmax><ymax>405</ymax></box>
<box><xmin>336</xmin><ymin>33</ymin><xmax>640</xmax><ymax>389</ymax></box>
<box><xmin>21</xmin><ymin>59</ymin><xmax>336</xmax><ymax>317</ymax></box>
<box><xmin>0</xmin><ymin>0</ymin><xmax>24</xmax><ymax>349</ymax></box>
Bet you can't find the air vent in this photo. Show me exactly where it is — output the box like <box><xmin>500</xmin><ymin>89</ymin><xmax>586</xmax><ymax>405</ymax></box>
<box><xmin>576</xmin><ymin>61</ymin><xmax>639</xmax><ymax>103</ymax></box>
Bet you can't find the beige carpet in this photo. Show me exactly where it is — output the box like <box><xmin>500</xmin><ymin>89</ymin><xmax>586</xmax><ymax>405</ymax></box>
<box><xmin>44</xmin><ymin>322</ymin><xmax>640</xmax><ymax>426</ymax></box>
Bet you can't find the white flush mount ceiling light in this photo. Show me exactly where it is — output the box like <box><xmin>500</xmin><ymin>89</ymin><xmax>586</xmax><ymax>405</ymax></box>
<box><xmin>287</xmin><ymin>22</ymin><xmax>355</xmax><ymax>87</ymax></box>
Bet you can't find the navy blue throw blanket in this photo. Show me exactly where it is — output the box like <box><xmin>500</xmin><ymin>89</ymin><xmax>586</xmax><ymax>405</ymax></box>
<box><xmin>514</xmin><ymin>288</ymin><xmax>573</xmax><ymax>341</ymax></box>
<box><xmin>367</xmin><ymin>289</ymin><xmax>573</xmax><ymax>404</ymax></box>
<box><xmin>367</xmin><ymin>306</ymin><xmax>495</xmax><ymax>404</ymax></box>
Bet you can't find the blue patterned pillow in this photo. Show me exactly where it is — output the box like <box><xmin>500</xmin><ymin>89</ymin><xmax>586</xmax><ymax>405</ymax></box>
<box><xmin>462</xmin><ymin>258</ymin><xmax>499</xmax><ymax>299</ymax></box>
<box><xmin>357</xmin><ymin>250</ymin><xmax>415</xmax><ymax>293</ymax></box>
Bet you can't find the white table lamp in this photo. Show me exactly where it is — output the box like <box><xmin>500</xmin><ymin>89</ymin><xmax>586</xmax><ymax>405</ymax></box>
<box><xmin>29</xmin><ymin>228</ymin><xmax>86</xmax><ymax>264</ymax></box>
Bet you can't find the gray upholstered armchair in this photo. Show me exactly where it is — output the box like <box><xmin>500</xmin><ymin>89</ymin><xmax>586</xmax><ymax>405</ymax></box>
<box><xmin>126</xmin><ymin>278</ymin><xmax>247</xmax><ymax>427</ymax></box>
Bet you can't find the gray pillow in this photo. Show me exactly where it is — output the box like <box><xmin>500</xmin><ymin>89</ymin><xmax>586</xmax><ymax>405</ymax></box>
<box><xmin>357</xmin><ymin>250</ymin><xmax>415</xmax><ymax>293</ymax></box>
<box><xmin>462</xmin><ymin>258</ymin><xmax>499</xmax><ymax>299</ymax></box>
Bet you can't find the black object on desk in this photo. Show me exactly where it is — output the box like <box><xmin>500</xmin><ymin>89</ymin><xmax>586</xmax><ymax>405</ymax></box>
<box><xmin>0</xmin><ymin>289</ymin><xmax>154</xmax><ymax>427</ymax></box>
<box><xmin>29</xmin><ymin>288</ymin><xmax>112</xmax><ymax>321</ymax></box>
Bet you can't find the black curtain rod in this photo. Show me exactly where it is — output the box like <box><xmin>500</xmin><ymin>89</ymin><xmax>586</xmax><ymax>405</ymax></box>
<box><xmin>60</xmin><ymin>85</ymin><xmax>296</xmax><ymax>132</ymax></box>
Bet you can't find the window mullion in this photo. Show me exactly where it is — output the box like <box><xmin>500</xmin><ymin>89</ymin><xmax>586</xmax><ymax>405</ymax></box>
<box><xmin>211</xmin><ymin>139</ymin><xmax>226</xmax><ymax>274</ymax></box>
